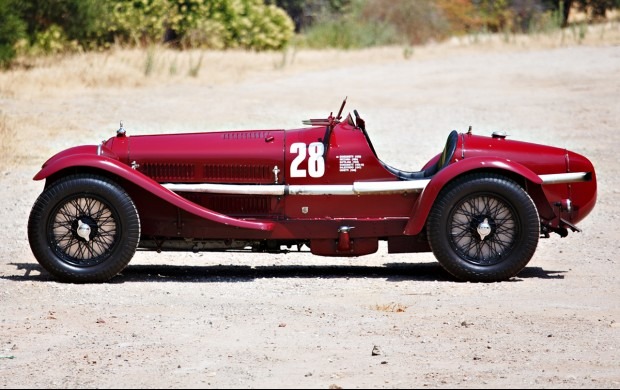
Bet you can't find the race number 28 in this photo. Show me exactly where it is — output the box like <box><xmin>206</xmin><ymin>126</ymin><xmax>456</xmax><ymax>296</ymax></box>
<box><xmin>290</xmin><ymin>142</ymin><xmax>325</xmax><ymax>178</ymax></box>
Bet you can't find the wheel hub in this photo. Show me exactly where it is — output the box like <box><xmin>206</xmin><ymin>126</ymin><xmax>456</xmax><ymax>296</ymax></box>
<box><xmin>71</xmin><ymin>216</ymin><xmax>98</xmax><ymax>242</ymax></box>
<box><xmin>471</xmin><ymin>215</ymin><xmax>496</xmax><ymax>241</ymax></box>
<box><xmin>477</xmin><ymin>217</ymin><xmax>491</xmax><ymax>240</ymax></box>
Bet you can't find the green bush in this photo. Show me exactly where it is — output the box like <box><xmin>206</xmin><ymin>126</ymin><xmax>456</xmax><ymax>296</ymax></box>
<box><xmin>300</xmin><ymin>0</ymin><xmax>400</xmax><ymax>48</ymax></box>
<box><xmin>301</xmin><ymin>16</ymin><xmax>398</xmax><ymax>49</ymax></box>
<box><xmin>168</xmin><ymin>0</ymin><xmax>294</xmax><ymax>50</ymax></box>
<box><xmin>0</xmin><ymin>0</ymin><xmax>295</xmax><ymax>68</ymax></box>
<box><xmin>105</xmin><ymin>0</ymin><xmax>172</xmax><ymax>46</ymax></box>
<box><xmin>301</xmin><ymin>0</ymin><xmax>451</xmax><ymax>48</ymax></box>
<box><xmin>0</xmin><ymin>0</ymin><xmax>27</xmax><ymax>68</ymax></box>
<box><xmin>106</xmin><ymin>0</ymin><xmax>294</xmax><ymax>50</ymax></box>
<box><xmin>29</xmin><ymin>24</ymin><xmax>82</xmax><ymax>55</ymax></box>
<box><xmin>361</xmin><ymin>0</ymin><xmax>451</xmax><ymax>45</ymax></box>
<box><xmin>243</xmin><ymin>0</ymin><xmax>296</xmax><ymax>50</ymax></box>
<box><xmin>21</xmin><ymin>0</ymin><xmax>110</xmax><ymax>49</ymax></box>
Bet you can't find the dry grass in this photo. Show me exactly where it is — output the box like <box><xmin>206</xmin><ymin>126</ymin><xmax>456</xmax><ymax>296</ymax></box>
<box><xmin>0</xmin><ymin>114</ymin><xmax>14</xmax><ymax>166</ymax></box>
<box><xmin>372</xmin><ymin>302</ymin><xmax>408</xmax><ymax>312</ymax></box>
<box><xmin>0</xmin><ymin>113</ymin><xmax>19</xmax><ymax>174</ymax></box>
<box><xmin>0</xmin><ymin>113</ymin><xmax>47</xmax><ymax>169</ymax></box>
<box><xmin>0</xmin><ymin>46</ymin><xmax>409</xmax><ymax>99</ymax></box>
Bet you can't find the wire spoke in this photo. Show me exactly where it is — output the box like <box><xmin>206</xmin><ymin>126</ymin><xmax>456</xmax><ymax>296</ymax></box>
<box><xmin>50</xmin><ymin>195</ymin><xmax>118</xmax><ymax>265</ymax></box>
<box><xmin>451</xmin><ymin>193</ymin><xmax>517</xmax><ymax>266</ymax></box>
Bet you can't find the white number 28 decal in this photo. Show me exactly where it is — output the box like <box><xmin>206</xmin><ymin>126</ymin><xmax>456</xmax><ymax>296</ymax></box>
<box><xmin>290</xmin><ymin>142</ymin><xmax>325</xmax><ymax>178</ymax></box>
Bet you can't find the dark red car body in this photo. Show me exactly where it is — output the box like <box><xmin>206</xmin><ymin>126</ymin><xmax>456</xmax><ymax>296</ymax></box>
<box><xmin>28</xmin><ymin>100</ymin><xmax>597</xmax><ymax>283</ymax></box>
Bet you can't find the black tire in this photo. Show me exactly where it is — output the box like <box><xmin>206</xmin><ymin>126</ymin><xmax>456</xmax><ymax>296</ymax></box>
<box><xmin>28</xmin><ymin>174</ymin><xmax>140</xmax><ymax>283</ymax></box>
<box><xmin>427</xmin><ymin>173</ymin><xmax>539</xmax><ymax>282</ymax></box>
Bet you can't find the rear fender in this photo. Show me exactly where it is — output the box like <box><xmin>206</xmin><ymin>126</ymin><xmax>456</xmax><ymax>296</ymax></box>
<box><xmin>404</xmin><ymin>157</ymin><xmax>542</xmax><ymax>235</ymax></box>
<box><xmin>33</xmin><ymin>153</ymin><xmax>274</xmax><ymax>231</ymax></box>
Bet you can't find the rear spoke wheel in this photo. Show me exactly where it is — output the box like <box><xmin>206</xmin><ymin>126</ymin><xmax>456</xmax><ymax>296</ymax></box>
<box><xmin>427</xmin><ymin>173</ymin><xmax>539</xmax><ymax>282</ymax></box>
<box><xmin>449</xmin><ymin>194</ymin><xmax>517</xmax><ymax>266</ymax></box>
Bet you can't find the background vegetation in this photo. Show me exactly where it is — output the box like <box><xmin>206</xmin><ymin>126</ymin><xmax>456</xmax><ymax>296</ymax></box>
<box><xmin>0</xmin><ymin>0</ymin><xmax>618</xmax><ymax>68</ymax></box>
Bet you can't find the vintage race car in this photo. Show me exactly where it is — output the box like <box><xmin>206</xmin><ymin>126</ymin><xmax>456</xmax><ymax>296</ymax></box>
<box><xmin>27</xmin><ymin>98</ymin><xmax>597</xmax><ymax>283</ymax></box>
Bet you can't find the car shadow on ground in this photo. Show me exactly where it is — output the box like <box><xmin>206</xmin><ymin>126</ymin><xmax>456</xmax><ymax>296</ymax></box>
<box><xmin>4</xmin><ymin>261</ymin><xmax>566</xmax><ymax>283</ymax></box>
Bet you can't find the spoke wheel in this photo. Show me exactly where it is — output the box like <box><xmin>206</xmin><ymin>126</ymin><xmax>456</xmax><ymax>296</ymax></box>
<box><xmin>28</xmin><ymin>174</ymin><xmax>140</xmax><ymax>283</ymax></box>
<box><xmin>49</xmin><ymin>195</ymin><xmax>120</xmax><ymax>267</ymax></box>
<box><xmin>448</xmin><ymin>193</ymin><xmax>517</xmax><ymax>266</ymax></box>
<box><xmin>427</xmin><ymin>173</ymin><xmax>539</xmax><ymax>282</ymax></box>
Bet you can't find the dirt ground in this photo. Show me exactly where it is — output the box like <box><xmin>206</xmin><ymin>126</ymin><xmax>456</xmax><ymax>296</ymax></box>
<box><xmin>1</xmin><ymin>30</ymin><xmax>619</xmax><ymax>388</ymax></box>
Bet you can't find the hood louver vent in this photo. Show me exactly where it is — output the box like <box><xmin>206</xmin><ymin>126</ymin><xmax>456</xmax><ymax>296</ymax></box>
<box><xmin>142</xmin><ymin>163</ymin><xmax>195</xmax><ymax>181</ymax></box>
<box><xmin>204</xmin><ymin>164</ymin><xmax>271</xmax><ymax>183</ymax></box>
<box><xmin>222</xmin><ymin>131</ymin><xmax>271</xmax><ymax>140</ymax></box>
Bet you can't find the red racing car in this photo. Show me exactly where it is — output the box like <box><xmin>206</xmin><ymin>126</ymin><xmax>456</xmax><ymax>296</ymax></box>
<box><xmin>27</xmin><ymin>98</ymin><xmax>597</xmax><ymax>283</ymax></box>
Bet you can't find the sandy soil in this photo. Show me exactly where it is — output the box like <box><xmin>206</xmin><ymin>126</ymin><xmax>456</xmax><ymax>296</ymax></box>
<box><xmin>1</xmin><ymin>31</ymin><xmax>619</xmax><ymax>388</ymax></box>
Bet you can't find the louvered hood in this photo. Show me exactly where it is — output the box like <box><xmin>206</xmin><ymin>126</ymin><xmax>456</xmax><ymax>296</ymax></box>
<box><xmin>107</xmin><ymin>130</ymin><xmax>285</xmax><ymax>184</ymax></box>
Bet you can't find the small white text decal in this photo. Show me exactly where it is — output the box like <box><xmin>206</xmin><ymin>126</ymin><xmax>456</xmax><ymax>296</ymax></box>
<box><xmin>337</xmin><ymin>155</ymin><xmax>364</xmax><ymax>172</ymax></box>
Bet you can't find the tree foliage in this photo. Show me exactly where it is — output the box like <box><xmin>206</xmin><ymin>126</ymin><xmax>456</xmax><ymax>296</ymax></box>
<box><xmin>100</xmin><ymin>0</ymin><xmax>294</xmax><ymax>50</ymax></box>
<box><xmin>0</xmin><ymin>0</ymin><xmax>295</xmax><ymax>67</ymax></box>
<box><xmin>0</xmin><ymin>0</ymin><xmax>27</xmax><ymax>68</ymax></box>
<box><xmin>296</xmin><ymin>0</ymin><xmax>619</xmax><ymax>48</ymax></box>
<box><xmin>0</xmin><ymin>0</ymin><xmax>618</xmax><ymax>68</ymax></box>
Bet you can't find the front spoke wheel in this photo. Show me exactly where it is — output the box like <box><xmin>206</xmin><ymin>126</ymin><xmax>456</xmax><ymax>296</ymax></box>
<box><xmin>50</xmin><ymin>196</ymin><xmax>119</xmax><ymax>266</ymax></box>
<box><xmin>28</xmin><ymin>174</ymin><xmax>140</xmax><ymax>283</ymax></box>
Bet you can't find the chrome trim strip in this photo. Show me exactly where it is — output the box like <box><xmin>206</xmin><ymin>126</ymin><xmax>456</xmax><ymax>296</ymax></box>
<box><xmin>162</xmin><ymin>183</ymin><xmax>285</xmax><ymax>196</ymax></box>
<box><xmin>354</xmin><ymin>180</ymin><xmax>429</xmax><ymax>194</ymax></box>
<box><xmin>287</xmin><ymin>185</ymin><xmax>353</xmax><ymax>195</ymax></box>
<box><xmin>540</xmin><ymin>172</ymin><xmax>589</xmax><ymax>185</ymax></box>
<box><xmin>163</xmin><ymin>180</ymin><xmax>431</xmax><ymax>196</ymax></box>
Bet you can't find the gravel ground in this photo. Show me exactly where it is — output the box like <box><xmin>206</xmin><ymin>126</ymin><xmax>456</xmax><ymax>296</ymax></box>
<box><xmin>1</xmin><ymin>39</ymin><xmax>619</xmax><ymax>388</ymax></box>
